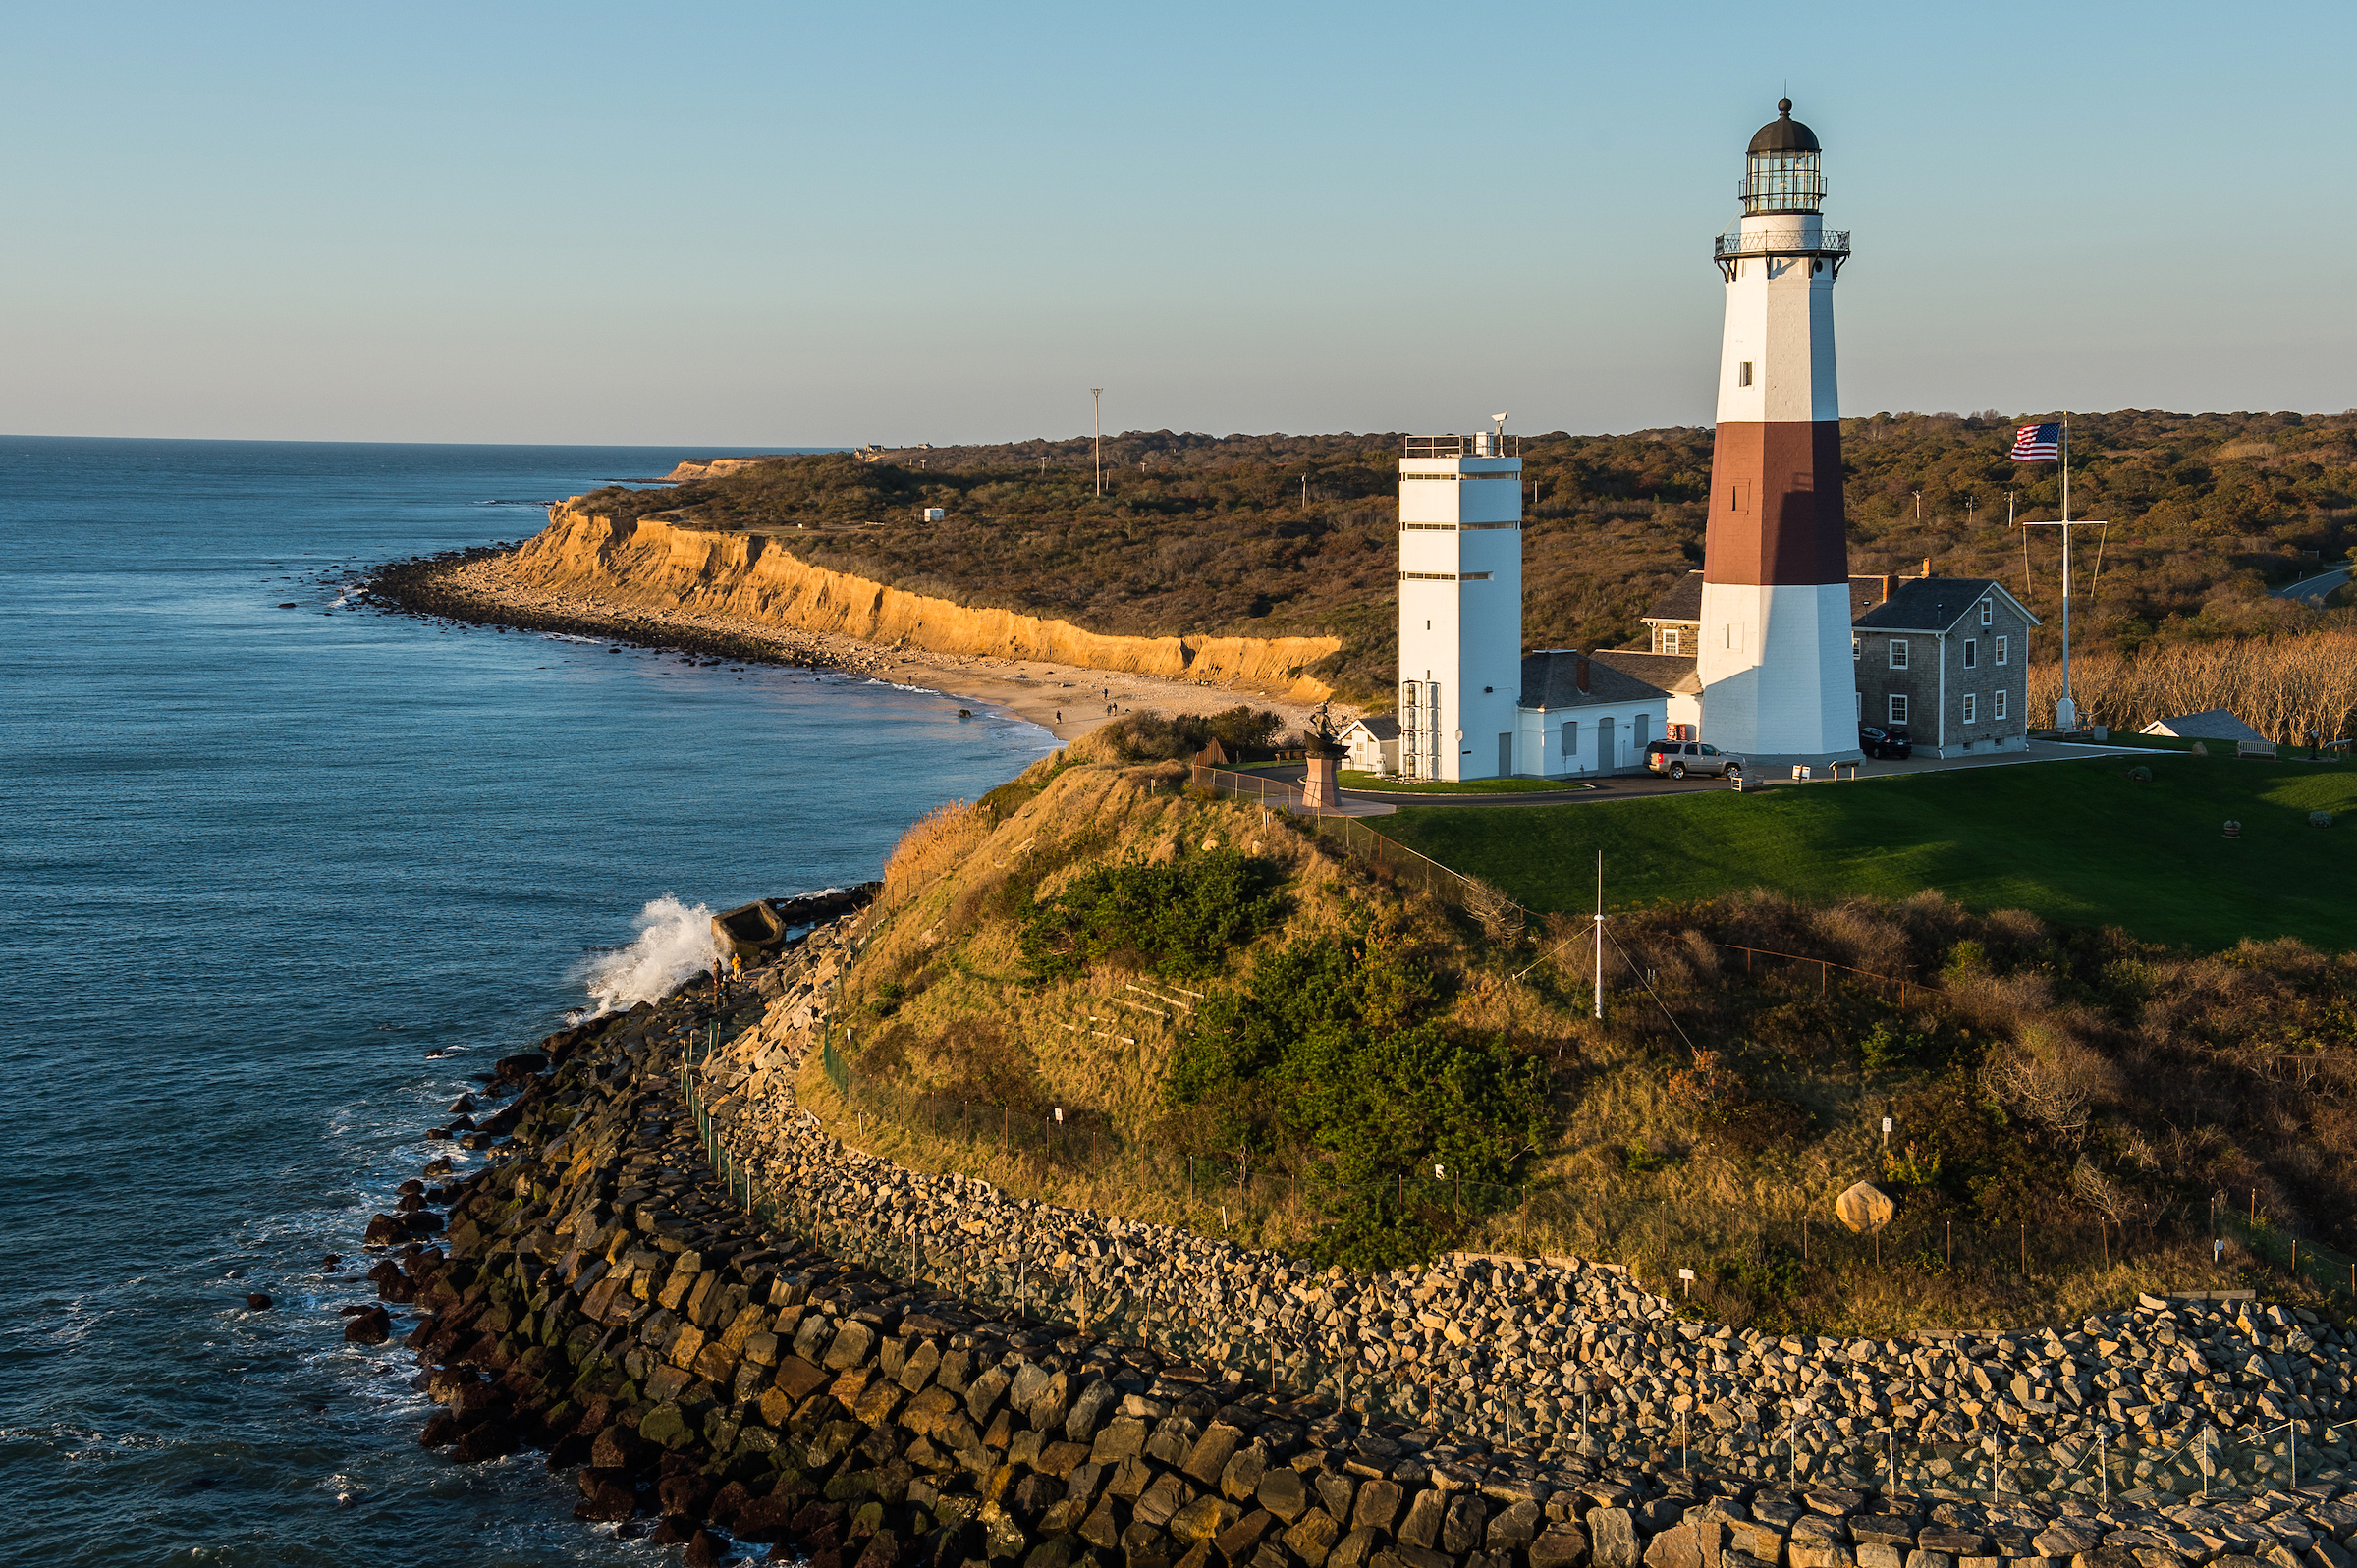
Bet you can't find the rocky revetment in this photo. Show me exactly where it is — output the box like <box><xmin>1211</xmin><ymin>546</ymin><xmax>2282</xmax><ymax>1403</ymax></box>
<box><xmin>360</xmin><ymin>902</ymin><xmax>2357</xmax><ymax>1567</ymax></box>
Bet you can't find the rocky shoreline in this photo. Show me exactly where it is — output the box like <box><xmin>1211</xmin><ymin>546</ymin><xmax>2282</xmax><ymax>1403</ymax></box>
<box><xmin>358</xmin><ymin>906</ymin><xmax>2357</xmax><ymax>1568</ymax></box>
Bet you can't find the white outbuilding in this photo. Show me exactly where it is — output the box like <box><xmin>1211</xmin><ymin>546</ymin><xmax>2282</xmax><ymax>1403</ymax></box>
<box><xmin>1394</xmin><ymin>426</ymin><xmax>1668</xmax><ymax>779</ymax></box>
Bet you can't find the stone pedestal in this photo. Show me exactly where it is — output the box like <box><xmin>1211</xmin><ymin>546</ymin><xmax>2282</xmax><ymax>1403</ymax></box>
<box><xmin>1302</xmin><ymin>744</ymin><xmax>1343</xmax><ymax>809</ymax></box>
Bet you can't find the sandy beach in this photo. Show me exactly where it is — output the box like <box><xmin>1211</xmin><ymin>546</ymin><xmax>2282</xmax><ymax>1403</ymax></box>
<box><xmin>412</xmin><ymin>553</ymin><xmax>1355</xmax><ymax>744</ymax></box>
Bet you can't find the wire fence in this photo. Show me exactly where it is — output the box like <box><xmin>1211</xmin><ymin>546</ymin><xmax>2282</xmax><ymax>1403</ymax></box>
<box><xmin>1189</xmin><ymin>764</ymin><xmax>1495</xmax><ymax>912</ymax></box>
<box><xmin>673</xmin><ymin>1039</ymin><xmax>2353</xmax><ymax>1497</ymax></box>
<box><xmin>802</xmin><ymin>1031</ymin><xmax>2321</xmax><ymax>1361</ymax></box>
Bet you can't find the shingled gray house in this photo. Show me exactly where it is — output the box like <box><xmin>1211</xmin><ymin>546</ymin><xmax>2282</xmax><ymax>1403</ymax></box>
<box><xmin>1640</xmin><ymin>568</ymin><xmax>2040</xmax><ymax>757</ymax></box>
<box><xmin>1853</xmin><ymin>578</ymin><xmax>2040</xmax><ymax>756</ymax></box>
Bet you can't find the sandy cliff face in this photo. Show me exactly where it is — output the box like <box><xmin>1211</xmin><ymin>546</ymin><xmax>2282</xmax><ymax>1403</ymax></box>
<box><xmin>660</xmin><ymin>457</ymin><xmax>793</xmax><ymax>482</ymax></box>
<box><xmin>509</xmin><ymin>502</ymin><xmax>1343</xmax><ymax>699</ymax></box>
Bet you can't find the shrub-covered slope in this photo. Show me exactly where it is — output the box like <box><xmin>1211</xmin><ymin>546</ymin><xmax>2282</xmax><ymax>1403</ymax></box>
<box><xmin>808</xmin><ymin>729</ymin><xmax>2356</xmax><ymax>1335</ymax></box>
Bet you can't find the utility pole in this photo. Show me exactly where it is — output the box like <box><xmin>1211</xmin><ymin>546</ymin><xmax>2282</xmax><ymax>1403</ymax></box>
<box><xmin>1912</xmin><ymin>491</ymin><xmax>1923</xmax><ymax>522</ymax></box>
<box><xmin>1091</xmin><ymin>388</ymin><xmax>1104</xmax><ymax>499</ymax></box>
<box><xmin>1592</xmin><ymin>851</ymin><xmax>1605</xmax><ymax>1020</ymax></box>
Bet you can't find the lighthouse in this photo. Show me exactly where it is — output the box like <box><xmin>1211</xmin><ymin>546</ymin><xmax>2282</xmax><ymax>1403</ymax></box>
<box><xmin>1695</xmin><ymin>99</ymin><xmax>1859</xmax><ymax>766</ymax></box>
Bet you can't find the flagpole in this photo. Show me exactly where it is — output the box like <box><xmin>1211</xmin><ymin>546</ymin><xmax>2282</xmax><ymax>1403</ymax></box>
<box><xmin>2059</xmin><ymin>414</ymin><xmax>2073</xmax><ymax>730</ymax></box>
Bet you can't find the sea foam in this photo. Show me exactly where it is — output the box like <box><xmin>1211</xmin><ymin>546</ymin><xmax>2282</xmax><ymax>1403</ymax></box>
<box><xmin>578</xmin><ymin>895</ymin><xmax>717</xmax><ymax>1013</ymax></box>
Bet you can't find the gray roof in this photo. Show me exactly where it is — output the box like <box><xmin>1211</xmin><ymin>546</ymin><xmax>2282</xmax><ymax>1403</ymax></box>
<box><xmin>1641</xmin><ymin>571</ymin><xmax>1704</xmax><ymax>623</ymax></box>
<box><xmin>2141</xmin><ymin>709</ymin><xmax>2268</xmax><ymax>742</ymax></box>
<box><xmin>1852</xmin><ymin>577</ymin><xmax>2040</xmax><ymax>633</ymax></box>
<box><xmin>1519</xmin><ymin>650</ymin><xmax>1671</xmax><ymax>710</ymax></box>
<box><xmin>1343</xmin><ymin>715</ymin><xmax>1399</xmax><ymax>740</ymax></box>
<box><xmin>1593</xmin><ymin>648</ymin><xmax>1701</xmax><ymax>695</ymax></box>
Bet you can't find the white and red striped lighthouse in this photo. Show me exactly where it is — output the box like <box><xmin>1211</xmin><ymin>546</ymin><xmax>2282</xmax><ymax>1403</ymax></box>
<box><xmin>1695</xmin><ymin>99</ymin><xmax>1859</xmax><ymax>765</ymax></box>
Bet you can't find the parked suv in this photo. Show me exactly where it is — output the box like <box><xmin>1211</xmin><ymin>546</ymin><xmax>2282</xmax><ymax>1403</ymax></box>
<box><xmin>1859</xmin><ymin>724</ymin><xmax>1913</xmax><ymax>760</ymax></box>
<box><xmin>1645</xmin><ymin>740</ymin><xmax>1744</xmax><ymax>780</ymax></box>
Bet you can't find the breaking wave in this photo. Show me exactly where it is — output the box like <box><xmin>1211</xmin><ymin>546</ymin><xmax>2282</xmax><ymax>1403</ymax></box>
<box><xmin>576</xmin><ymin>895</ymin><xmax>716</xmax><ymax>1014</ymax></box>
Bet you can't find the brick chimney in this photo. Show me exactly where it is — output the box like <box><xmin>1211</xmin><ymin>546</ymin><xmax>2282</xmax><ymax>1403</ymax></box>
<box><xmin>1921</xmin><ymin>557</ymin><xmax>1933</xmax><ymax>577</ymax></box>
<box><xmin>1877</xmin><ymin>574</ymin><xmax>1891</xmax><ymax>603</ymax></box>
<box><xmin>1574</xmin><ymin>654</ymin><xmax>1591</xmax><ymax>694</ymax></box>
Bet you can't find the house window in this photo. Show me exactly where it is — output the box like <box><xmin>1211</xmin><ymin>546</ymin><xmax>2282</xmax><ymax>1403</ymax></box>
<box><xmin>1963</xmin><ymin>639</ymin><xmax>1977</xmax><ymax>670</ymax></box>
<box><xmin>1980</xmin><ymin>597</ymin><xmax>1994</xmax><ymax>626</ymax></box>
<box><xmin>1996</xmin><ymin>635</ymin><xmax>2008</xmax><ymax>666</ymax></box>
<box><xmin>1855</xmin><ymin>690</ymin><xmax>1862</xmax><ymax>718</ymax></box>
<box><xmin>1738</xmin><ymin>361</ymin><xmax>1754</xmax><ymax>387</ymax></box>
<box><xmin>1889</xmin><ymin>639</ymin><xmax>1908</xmax><ymax>670</ymax></box>
<box><xmin>1852</xmin><ymin>636</ymin><xmax>1861</xmax><ymax>661</ymax></box>
<box><xmin>1561</xmin><ymin>721</ymin><xmax>1578</xmax><ymax>758</ymax></box>
<box><xmin>1995</xmin><ymin>689</ymin><xmax>2008</xmax><ymax>721</ymax></box>
<box><xmin>1963</xmin><ymin>693</ymin><xmax>1978</xmax><ymax>724</ymax></box>
<box><xmin>1890</xmin><ymin>693</ymin><xmax>1909</xmax><ymax>724</ymax></box>
<box><xmin>1660</xmin><ymin>627</ymin><xmax>1680</xmax><ymax>656</ymax></box>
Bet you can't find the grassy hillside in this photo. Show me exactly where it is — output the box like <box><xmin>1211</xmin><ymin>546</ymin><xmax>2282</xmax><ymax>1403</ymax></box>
<box><xmin>1375</xmin><ymin>752</ymin><xmax>2357</xmax><ymax>952</ymax></box>
<box><xmin>569</xmin><ymin>411</ymin><xmax>2357</xmax><ymax>703</ymax></box>
<box><xmin>805</xmin><ymin>726</ymin><xmax>2356</xmax><ymax>1336</ymax></box>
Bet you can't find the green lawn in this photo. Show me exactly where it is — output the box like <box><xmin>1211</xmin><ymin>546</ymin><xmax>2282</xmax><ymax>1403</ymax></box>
<box><xmin>1376</xmin><ymin>754</ymin><xmax>2357</xmax><ymax>952</ymax></box>
<box><xmin>1338</xmin><ymin>771</ymin><xmax>1589</xmax><ymax>796</ymax></box>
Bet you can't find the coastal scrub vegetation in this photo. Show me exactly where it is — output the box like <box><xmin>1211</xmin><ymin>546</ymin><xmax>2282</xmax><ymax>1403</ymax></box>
<box><xmin>573</xmin><ymin>411</ymin><xmax>2357</xmax><ymax>711</ymax></box>
<box><xmin>801</xmin><ymin>736</ymin><xmax>2357</xmax><ymax>1333</ymax></box>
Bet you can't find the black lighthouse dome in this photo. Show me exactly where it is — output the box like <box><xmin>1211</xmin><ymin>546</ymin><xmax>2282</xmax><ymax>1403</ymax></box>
<box><xmin>1747</xmin><ymin>98</ymin><xmax>1821</xmax><ymax>154</ymax></box>
<box><xmin>1741</xmin><ymin>98</ymin><xmax>1824</xmax><ymax>215</ymax></box>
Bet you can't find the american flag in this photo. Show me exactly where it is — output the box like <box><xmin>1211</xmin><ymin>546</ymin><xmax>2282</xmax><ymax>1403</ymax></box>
<box><xmin>2009</xmin><ymin>422</ymin><xmax>2061</xmax><ymax>461</ymax></box>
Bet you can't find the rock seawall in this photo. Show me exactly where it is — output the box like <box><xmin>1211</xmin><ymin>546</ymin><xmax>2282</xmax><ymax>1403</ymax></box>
<box><xmin>361</xmin><ymin>911</ymin><xmax>2357</xmax><ymax>1564</ymax></box>
<box><xmin>501</xmin><ymin>502</ymin><xmax>1343</xmax><ymax>701</ymax></box>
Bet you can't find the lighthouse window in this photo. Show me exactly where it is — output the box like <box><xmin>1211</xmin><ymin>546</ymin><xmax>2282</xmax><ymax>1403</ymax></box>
<box><xmin>1738</xmin><ymin>361</ymin><xmax>1753</xmax><ymax>387</ymax></box>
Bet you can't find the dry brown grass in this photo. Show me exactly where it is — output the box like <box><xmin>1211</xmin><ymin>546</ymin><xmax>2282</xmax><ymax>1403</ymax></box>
<box><xmin>2030</xmin><ymin>628</ymin><xmax>2357</xmax><ymax>739</ymax></box>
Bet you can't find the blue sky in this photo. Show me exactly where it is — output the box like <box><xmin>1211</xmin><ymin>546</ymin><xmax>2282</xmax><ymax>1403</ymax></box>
<box><xmin>6</xmin><ymin>2</ymin><xmax>2351</xmax><ymax>445</ymax></box>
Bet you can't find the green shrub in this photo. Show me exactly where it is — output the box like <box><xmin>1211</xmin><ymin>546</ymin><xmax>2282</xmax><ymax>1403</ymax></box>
<box><xmin>1165</xmin><ymin>932</ymin><xmax>1548</xmax><ymax>1269</ymax></box>
<box><xmin>1017</xmin><ymin>848</ymin><xmax>1284</xmax><ymax>981</ymax></box>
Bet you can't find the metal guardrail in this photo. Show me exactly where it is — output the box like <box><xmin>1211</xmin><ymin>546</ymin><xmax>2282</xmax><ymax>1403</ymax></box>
<box><xmin>1714</xmin><ymin>229</ymin><xmax>1850</xmax><ymax>258</ymax></box>
<box><xmin>1402</xmin><ymin>434</ymin><xmax>1520</xmax><ymax>459</ymax></box>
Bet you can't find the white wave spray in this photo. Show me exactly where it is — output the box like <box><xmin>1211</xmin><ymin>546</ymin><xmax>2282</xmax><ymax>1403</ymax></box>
<box><xmin>576</xmin><ymin>895</ymin><xmax>717</xmax><ymax>1014</ymax></box>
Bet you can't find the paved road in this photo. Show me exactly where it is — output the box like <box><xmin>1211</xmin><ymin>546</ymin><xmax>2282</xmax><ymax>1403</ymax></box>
<box><xmin>1252</xmin><ymin>738</ymin><xmax>2155</xmax><ymax>814</ymax></box>
<box><xmin>2274</xmin><ymin>560</ymin><xmax>2353</xmax><ymax>607</ymax></box>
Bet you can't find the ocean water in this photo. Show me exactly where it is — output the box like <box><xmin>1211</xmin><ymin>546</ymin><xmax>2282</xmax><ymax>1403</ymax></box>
<box><xmin>0</xmin><ymin>437</ymin><xmax>1055</xmax><ymax>1566</ymax></box>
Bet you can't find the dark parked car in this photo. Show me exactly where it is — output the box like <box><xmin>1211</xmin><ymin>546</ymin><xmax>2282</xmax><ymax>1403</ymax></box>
<box><xmin>1860</xmin><ymin>724</ymin><xmax>1913</xmax><ymax>760</ymax></box>
<box><xmin>1644</xmin><ymin>739</ymin><xmax>1743</xmax><ymax>780</ymax></box>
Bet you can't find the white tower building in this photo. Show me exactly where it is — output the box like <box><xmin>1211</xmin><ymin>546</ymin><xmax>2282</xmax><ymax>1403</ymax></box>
<box><xmin>1695</xmin><ymin>99</ymin><xmax>1860</xmax><ymax>766</ymax></box>
<box><xmin>1398</xmin><ymin>424</ymin><xmax>1523</xmax><ymax>782</ymax></box>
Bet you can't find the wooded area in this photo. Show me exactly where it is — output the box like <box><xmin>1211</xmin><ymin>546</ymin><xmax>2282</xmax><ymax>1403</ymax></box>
<box><xmin>577</xmin><ymin>410</ymin><xmax>2356</xmax><ymax>704</ymax></box>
